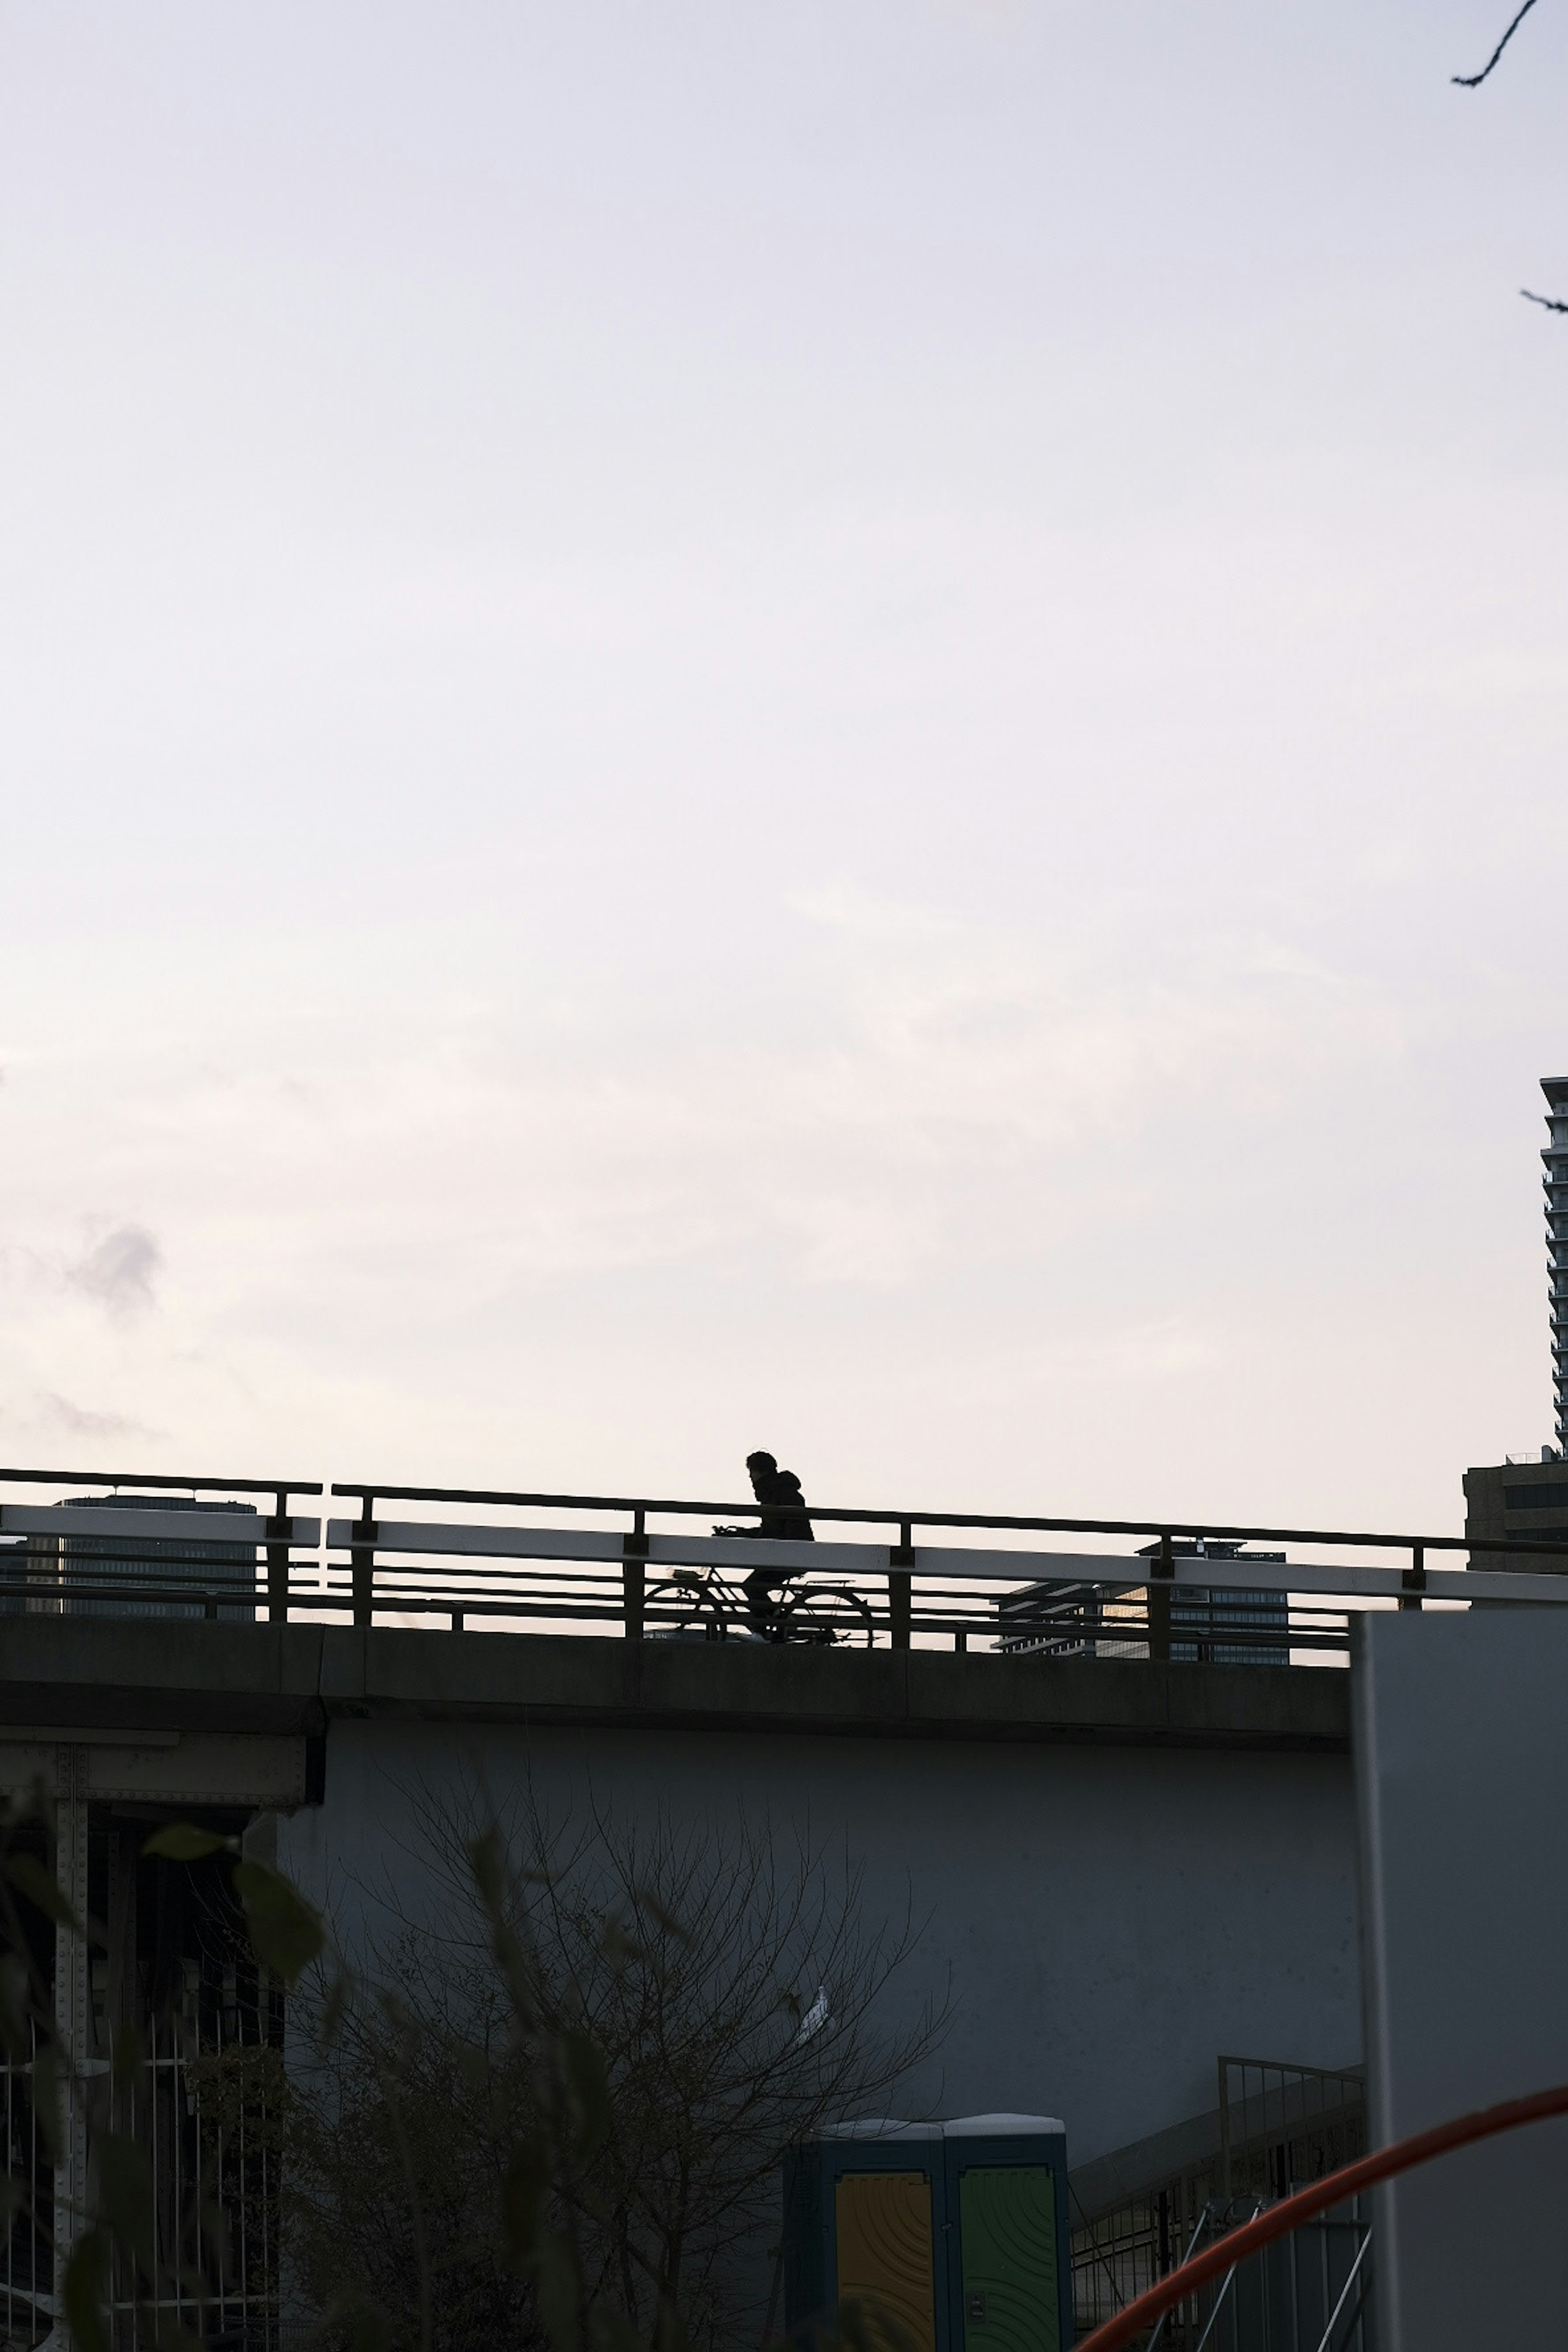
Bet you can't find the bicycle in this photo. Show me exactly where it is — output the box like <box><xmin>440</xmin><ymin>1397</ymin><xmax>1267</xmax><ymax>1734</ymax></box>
<box><xmin>644</xmin><ymin>1546</ymin><xmax>875</xmax><ymax>1646</ymax></box>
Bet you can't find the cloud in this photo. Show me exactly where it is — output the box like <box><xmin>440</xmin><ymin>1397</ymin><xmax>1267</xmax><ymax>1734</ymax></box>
<box><xmin>34</xmin><ymin>1391</ymin><xmax>157</xmax><ymax>1442</ymax></box>
<box><xmin>0</xmin><ymin>892</ymin><xmax>1405</xmax><ymax>1334</ymax></box>
<box><xmin>65</xmin><ymin>1225</ymin><xmax>163</xmax><ymax>1318</ymax></box>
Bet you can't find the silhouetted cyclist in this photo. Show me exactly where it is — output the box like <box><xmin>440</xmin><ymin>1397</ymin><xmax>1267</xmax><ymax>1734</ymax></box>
<box><xmin>739</xmin><ymin>1449</ymin><xmax>813</xmax><ymax>1637</ymax></box>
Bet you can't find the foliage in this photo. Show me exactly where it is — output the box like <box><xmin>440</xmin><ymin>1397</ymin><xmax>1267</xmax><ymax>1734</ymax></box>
<box><xmin>288</xmin><ymin>1786</ymin><xmax>948</xmax><ymax>2352</ymax></box>
<box><xmin>0</xmin><ymin>1782</ymin><xmax>941</xmax><ymax>2352</ymax></box>
<box><xmin>0</xmin><ymin>1793</ymin><xmax>321</xmax><ymax>2352</ymax></box>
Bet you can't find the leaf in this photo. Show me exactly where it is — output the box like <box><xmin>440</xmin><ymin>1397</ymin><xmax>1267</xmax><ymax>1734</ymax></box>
<box><xmin>653</xmin><ymin>2296</ymin><xmax>689</xmax><ymax>2352</ymax></box>
<box><xmin>0</xmin><ymin>1951</ymin><xmax>31</xmax><ymax>2062</ymax></box>
<box><xmin>110</xmin><ymin>2019</ymin><xmax>145</xmax><ymax>2093</ymax></box>
<box><xmin>499</xmin><ymin>2132</ymin><xmax>551</xmax><ymax>2266</ymax></box>
<box><xmin>630</xmin><ymin>1886</ymin><xmax>691</xmax><ymax>1944</ymax></box>
<box><xmin>560</xmin><ymin>2030</ymin><xmax>612</xmax><ymax>2163</ymax></box>
<box><xmin>320</xmin><ymin>2293</ymin><xmax>390</xmax><ymax>2352</ymax></box>
<box><xmin>531</xmin><ymin>2229</ymin><xmax>584</xmax><ymax>2352</ymax></box>
<box><xmin>3</xmin><ymin>1853</ymin><xmax>83</xmax><ymax>1937</ymax></box>
<box><xmin>141</xmin><ymin>1824</ymin><xmax>239</xmax><ymax>1863</ymax></box>
<box><xmin>590</xmin><ymin>2307</ymin><xmax>643</xmax><ymax>2352</ymax></box>
<box><xmin>154</xmin><ymin>2322</ymin><xmax>205</xmax><ymax>2352</ymax></box>
<box><xmin>62</xmin><ymin>2229</ymin><xmax>111</xmax><ymax>2352</ymax></box>
<box><xmin>453</xmin><ymin>2038</ymin><xmax>489</xmax><ymax>2093</ymax></box>
<box><xmin>467</xmin><ymin>1830</ymin><xmax>543</xmax><ymax>2028</ymax></box>
<box><xmin>313</xmin><ymin>1963</ymin><xmax>352</xmax><ymax>2052</ymax></box>
<box><xmin>231</xmin><ymin>1861</ymin><xmax>324</xmax><ymax>1987</ymax></box>
<box><xmin>30</xmin><ymin>2042</ymin><xmax>62</xmax><ymax>2164</ymax></box>
<box><xmin>599</xmin><ymin>1916</ymin><xmax>645</xmax><ymax>1976</ymax></box>
<box><xmin>829</xmin><ymin>2301</ymin><xmax>919</xmax><ymax>2352</ymax></box>
<box><xmin>467</xmin><ymin>1826</ymin><xmax>507</xmax><ymax>1912</ymax></box>
<box><xmin>198</xmin><ymin>2198</ymin><xmax>233</xmax><ymax>2280</ymax></box>
<box><xmin>96</xmin><ymin>2132</ymin><xmax>155</xmax><ymax>2272</ymax></box>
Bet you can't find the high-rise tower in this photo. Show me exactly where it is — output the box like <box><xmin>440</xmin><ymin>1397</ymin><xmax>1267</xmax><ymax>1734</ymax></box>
<box><xmin>1545</xmin><ymin>1076</ymin><xmax>1568</xmax><ymax>1457</ymax></box>
<box><xmin>1463</xmin><ymin>1079</ymin><xmax>1568</xmax><ymax>1566</ymax></box>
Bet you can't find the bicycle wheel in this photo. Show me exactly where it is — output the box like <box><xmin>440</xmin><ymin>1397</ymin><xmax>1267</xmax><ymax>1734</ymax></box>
<box><xmin>644</xmin><ymin>1573</ymin><xmax>733</xmax><ymax>1641</ymax></box>
<box><xmin>779</xmin><ymin>1583</ymin><xmax>877</xmax><ymax>1648</ymax></box>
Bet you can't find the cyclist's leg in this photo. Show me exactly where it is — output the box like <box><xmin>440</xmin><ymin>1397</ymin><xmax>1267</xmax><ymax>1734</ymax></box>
<box><xmin>744</xmin><ymin>1565</ymin><xmax>788</xmax><ymax>1638</ymax></box>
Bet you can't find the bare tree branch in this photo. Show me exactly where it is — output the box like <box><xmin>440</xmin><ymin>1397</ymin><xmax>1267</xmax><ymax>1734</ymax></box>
<box><xmin>292</xmin><ymin>1778</ymin><xmax>951</xmax><ymax>2352</ymax></box>
<box><xmin>1453</xmin><ymin>0</ymin><xmax>1543</xmax><ymax>87</ymax></box>
<box><xmin>1522</xmin><ymin>286</ymin><xmax>1568</xmax><ymax>311</ymax></box>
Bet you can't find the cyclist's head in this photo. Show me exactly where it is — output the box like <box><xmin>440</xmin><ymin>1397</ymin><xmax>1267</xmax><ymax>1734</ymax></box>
<box><xmin>745</xmin><ymin>1450</ymin><xmax>777</xmax><ymax>1479</ymax></box>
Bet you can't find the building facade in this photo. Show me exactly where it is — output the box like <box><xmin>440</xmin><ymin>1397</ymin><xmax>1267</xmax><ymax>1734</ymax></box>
<box><xmin>1462</xmin><ymin>1076</ymin><xmax>1568</xmax><ymax>1570</ymax></box>
<box><xmin>1545</xmin><ymin>1075</ymin><xmax>1568</xmax><ymax>1457</ymax></box>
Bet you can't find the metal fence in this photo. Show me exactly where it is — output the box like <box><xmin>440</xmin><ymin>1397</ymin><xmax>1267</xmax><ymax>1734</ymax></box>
<box><xmin>1</xmin><ymin>2014</ymin><xmax>52</xmax><ymax>2349</ymax></box>
<box><xmin>1072</xmin><ymin>2061</ymin><xmax>1369</xmax><ymax>2349</ymax></box>
<box><xmin>7</xmin><ymin>1461</ymin><xmax>1568</xmax><ymax>1664</ymax></box>
<box><xmin>0</xmin><ymin>1956</ymin><xmax>282</xmax><ymax>2352</ymax></box>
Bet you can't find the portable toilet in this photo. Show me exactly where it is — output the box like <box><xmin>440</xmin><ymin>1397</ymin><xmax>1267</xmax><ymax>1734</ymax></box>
<box><xmin>782</xmin><ymin>2114</ymin><xmax>1069</xmax><ymax>2352</ymax></box>
<box><xmin>939</xmin><ymin>2116</ymin><xmax>1071</xmax><ymax>2352</ymax></box>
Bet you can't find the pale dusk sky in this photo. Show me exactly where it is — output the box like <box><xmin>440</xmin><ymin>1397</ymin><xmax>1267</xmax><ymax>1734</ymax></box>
<box><xmin>3</xmin><ymin>0</ymin><xmax>1567</xmax><ymax>1529</ymax></box>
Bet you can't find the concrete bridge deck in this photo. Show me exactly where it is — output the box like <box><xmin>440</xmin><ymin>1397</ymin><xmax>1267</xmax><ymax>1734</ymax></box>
<box><xmin>0</xmin><ymin>1617</ymin><xmax>1349</xmax><ymax>1750</ymax></box>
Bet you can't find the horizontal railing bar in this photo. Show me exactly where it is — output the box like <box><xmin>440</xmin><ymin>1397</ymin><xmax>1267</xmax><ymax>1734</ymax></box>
<box><xmin>0</xmin><ymin>1507</ymin><xmax>321</xmax><ymax>1545</ymax></box>
<box><xmin>2</xmin><ymin>1465</ymin><xmax>1562</xmax><ymax>1561</ymax></box>
<box><xmin>0</xmin><ymin>1588</ymin><xmax>259</xmax><ymax>1608</ymax></box>
<box><xmin>328</xmin><ymin>1526</ymin><xmax>1167</xmax><ymax>1580</ymax></box>
<box><xmin>289</xmin><ymin>1599</ymin><xmax>712</xmax><ymax>1625</ymax></box>
<box><xmin>256</xmin><ymin>1591</ymin><xmax>1356</xmax><ymax>1639</ymax></box>
<box><xmin>319</xmin><ymin>1523</ymin><xmax>1568</xmax><ymax>1604</ymax></box>
<box><xmin>0</xmin><ymin>1566</ymin><xmax>269</xmax><ymax>1588</ymax></box>
<box><xmin>0</xmin><ymin>1466</ymin><xmax>321</xmax><ymax>1494</ymax></box>
<box><xmin>292</xmin><ymin>1617</ymin><xmax>1350</xmax><ymax>1652</ymax></box>
<box><xmin>325</xmin><ymin>1481</ymin><xmax>1568</xmax><ymax>1557</ymax></box>
<box><xmin>335</xmin><ymin>1570</ymin><xmax>1356</xmax><ymax>1617</ymax></box>
<box><xmin>326</xmin><ymin>1525</ymin><xmax>1156</xmax><ymax>1575</ymax></box>
<box><xmin>0</xmin><ymin>1568</ymin><xmax>1524</xmax><ymax>1624</ymax></box>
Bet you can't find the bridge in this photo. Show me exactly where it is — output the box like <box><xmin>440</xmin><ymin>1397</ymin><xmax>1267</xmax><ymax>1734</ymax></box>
<box><xmin>2</xmin><ymin>1461</ymin><xmax>1562</xmax><ymax>2345</ymax></box>
<box><xmin>5</xmin><ymin>1459</ymin><xmax>1567</xmax><ymax>1646</ymax></box>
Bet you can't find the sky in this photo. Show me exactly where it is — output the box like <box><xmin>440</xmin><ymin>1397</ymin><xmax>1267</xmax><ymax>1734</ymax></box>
<box><xmin>3</xmin><ymin>0</ymin><xmax>1568</xmax><ymax>1534</ymax></box>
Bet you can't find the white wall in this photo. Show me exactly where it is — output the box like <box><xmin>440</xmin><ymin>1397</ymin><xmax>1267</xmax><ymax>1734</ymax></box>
<box><xmin>279</xmin><ymin>1718</ymin><xmax>1360</xmax><ymax>2165</ymax></box>
<box><xmin>1355</xmin><ymin>1612</ymin><xmax>1568</xmax><ymax>2351</ymax></box>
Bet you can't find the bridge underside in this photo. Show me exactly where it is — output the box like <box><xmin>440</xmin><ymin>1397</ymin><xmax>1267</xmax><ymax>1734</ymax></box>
<box><xmin>0</xmin><ymin>1618</ymin><xmax>1349</xmax><ymax>1750</ymax></box>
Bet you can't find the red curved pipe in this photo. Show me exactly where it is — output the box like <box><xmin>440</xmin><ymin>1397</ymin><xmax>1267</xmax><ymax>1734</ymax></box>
<box><xmin>1075</xmin><ymin>2080</ymin><xmax>1568</xmax><ymax>2352</ymax></box>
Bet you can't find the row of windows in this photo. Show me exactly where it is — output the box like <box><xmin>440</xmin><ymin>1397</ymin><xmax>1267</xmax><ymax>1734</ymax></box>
<box><xmin>1503</xmin><ymin>1481</ymin><xmax>1568</xmax><ymax>1512</ymax></box>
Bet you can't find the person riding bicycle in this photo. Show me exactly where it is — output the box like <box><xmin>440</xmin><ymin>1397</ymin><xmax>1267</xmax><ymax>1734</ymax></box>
<box><xmin>739</xmin><ymin>1450</ymin><xmax>813</xmax><ymax>1637</ymax></box>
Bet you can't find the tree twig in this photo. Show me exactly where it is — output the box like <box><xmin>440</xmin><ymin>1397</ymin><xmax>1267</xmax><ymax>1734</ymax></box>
<box><xmin>1453</xmin><ymin>0</ymin><xmax>1542</xmax><ymax>87</ymax></box>
<box><xmin>1522</xmin><ymin>287</ymin><xmax>1568</xmax><ymax>311</ymax></box>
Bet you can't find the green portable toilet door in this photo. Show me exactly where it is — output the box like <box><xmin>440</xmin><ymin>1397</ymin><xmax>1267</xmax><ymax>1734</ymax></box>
<box><xmin>956</xmin><ymin>2165</ymin><xmax>1058</xmax><ymax>2352</ymax></box>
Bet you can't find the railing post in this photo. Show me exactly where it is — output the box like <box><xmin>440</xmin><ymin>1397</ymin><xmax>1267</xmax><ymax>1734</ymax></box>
<box><xmin>623</xmin><ymin>1508</ymin><xmax>648</xmax><ymax>1641</ymax></box>
<box><xmin>351</xmin><ymin>1495</ymin><xmax>376</xmax><ymax>1628</ymax></box>
<box><xmin>1149</xmin><ymin>1530</ymin><xmax>1174</xmax><ymax>1662</ymax></box>
<box><xmin>53</xmin><ymin>1744</ymin><xmax>89</xmax><ymax>2324</ymax></box>
<box><xmin>889</xmin><ymin>1521</ymin><xmax>914</xmax><ymax>1650</ymax></box>
<box><xmin>266</xmin><ymin>1486</ymin><xmax>291</xmax><ymax>1626</ymax></box>
<box><xmin>1400</xmin><ymin>1543</ymin><xmax>1425</xmax><ymax>1612</ymax></box>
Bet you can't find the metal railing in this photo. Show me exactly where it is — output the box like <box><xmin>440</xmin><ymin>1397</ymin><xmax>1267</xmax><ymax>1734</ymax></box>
<box><xmin>1077</xmin><ymin>2080</ymin><xmax>1568</xmax><ymax>2352</ymax></box>
<box><xmin>7</xmin><ymin>1463</ymin><xmax>1568</xmax><ymax>1664</ymax></box>
<box><xmin>1219</xmin><ymin>2061</ymin><xmax>1366</xmax><ymax>2201</ymax></box>
<box><xmin>1072</xmin><ymin>2061</ymin><xmax>1367</xmax><ymax>2346</ymax></box>
<box><xmin>0</xmin><ymin>1957</ymin><xmax>282</xmax><ymax>2352</ymax></box>
<box><xmin>1138</xmin><ymin>2198</ymin><xmax>1371</xmax><ymax>2352</ymax></box>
